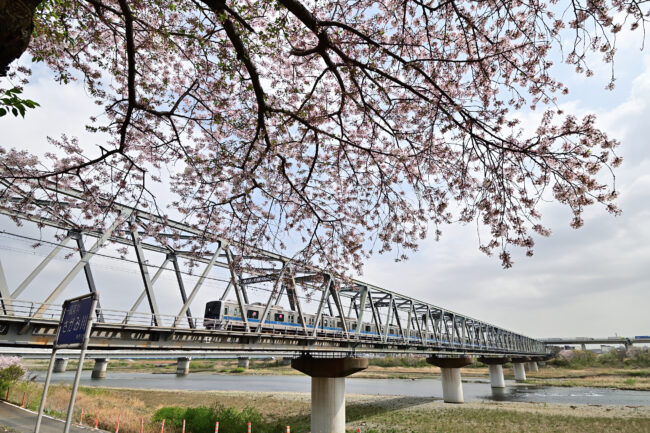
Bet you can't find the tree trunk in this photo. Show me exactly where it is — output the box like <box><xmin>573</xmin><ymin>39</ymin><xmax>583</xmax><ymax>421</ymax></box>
<box><xmin>0</xmin><ymin>0</ymin><xmax>43</xmax><ymax>76</ymax></box>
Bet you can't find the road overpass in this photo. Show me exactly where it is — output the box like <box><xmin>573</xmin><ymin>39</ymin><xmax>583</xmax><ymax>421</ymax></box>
<box><xmin>0</xmin><ymin>182</ymin><xmax>546</xmax><ymax>433</ymax></box>
<box><xmin>542</xmin><ymin>336</ymin><xmax>649</xmax><ymax>349</ymax></box>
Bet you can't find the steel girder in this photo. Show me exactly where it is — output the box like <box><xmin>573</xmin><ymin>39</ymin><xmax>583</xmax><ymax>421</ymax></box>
<box><xmin>0</xmin><ymin>181</ymin><xmax>546</xmax><ymax>356</ymax></box>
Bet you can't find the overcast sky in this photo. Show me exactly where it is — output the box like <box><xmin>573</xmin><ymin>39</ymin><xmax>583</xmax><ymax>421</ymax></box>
<box><xmin>1</xmin><ymin>26</ymin><xmax>649</xmax><ymax>341</ymax></box>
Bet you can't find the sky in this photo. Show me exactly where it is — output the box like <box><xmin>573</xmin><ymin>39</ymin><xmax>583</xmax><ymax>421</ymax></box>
<box><xmin>1</xmin><ymin>20</ymin><xmax>649</xmax><ymax>341</ymax></box>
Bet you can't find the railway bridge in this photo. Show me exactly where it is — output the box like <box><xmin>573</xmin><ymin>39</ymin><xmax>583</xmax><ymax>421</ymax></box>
<box><xmin>0</xmin><ymin>183</ymin><xmax>546</xmax><ymax>433</ymax></box>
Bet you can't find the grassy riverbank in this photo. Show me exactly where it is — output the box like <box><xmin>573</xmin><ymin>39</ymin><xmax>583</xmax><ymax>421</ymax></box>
<box><xmin>22</xmin><ymin>355</ymin><xmax>650</xmax><ymax>391</ymax></box>
<box><xmin>5</xmin><ymin>382</ymin><xmax>650</xmax><ymax>433</ymax></box>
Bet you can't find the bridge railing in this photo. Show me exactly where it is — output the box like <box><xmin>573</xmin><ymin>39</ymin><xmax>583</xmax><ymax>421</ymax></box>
<box><xmin>0</xmin><ymin>299</ymin><xmax>63</xmax><ymax>320</ymax></box>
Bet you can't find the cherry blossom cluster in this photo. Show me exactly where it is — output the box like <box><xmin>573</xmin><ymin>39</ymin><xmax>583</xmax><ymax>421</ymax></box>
<box><xmin>0</xmin><ymin>0</ymin><xmax>642</xmax><ymax>273</ymax></box>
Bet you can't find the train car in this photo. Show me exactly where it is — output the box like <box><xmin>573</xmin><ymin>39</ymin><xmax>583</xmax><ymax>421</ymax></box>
<box><xmin>204</xmin><ymin>299</ymin><xmax>382</xmax><ymax>336</ymax></box>
<box><xmin>203</xmin><ymin>300</ymin><xmax>484</xmax><ymax>348</ymax></box>
<box><xmin>203</xmin><ymin>300</ymin><xmax>222</xmax><ymax>329</ymax></box>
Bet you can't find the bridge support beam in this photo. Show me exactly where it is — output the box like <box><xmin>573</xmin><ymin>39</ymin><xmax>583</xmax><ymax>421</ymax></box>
<box><xmin>426</xmin><ymin>357</ymin><xmax>473</xmax><ymax>403</ymax></box>
<box><xmin>478</xmin><ymin>357</ymin><xmax>509</xmax><ymax>388</ymax></box>
<box><xmin>292</xmin><ymin>356</ymin><xmax>368</xmax><ymax>433</ymax></box>
<box><xmin>237</xmin><ymin>357</ymin><xmax>250</xmax><ymax>369</ymax></box>
<box><xmin>176</xmin><ymin>357</ymin><xmax>191</xmax><ymax>376</ymax></box>
<box><xmin>511</xmin><ymin>358</ymin><xmax>528</xmax><ymax>381</ymax></box>
<box><xmin>527</xmin><ymin>361</ymin><xmax>538</xmax><ymax>372</ymax></box>
<box><xmin>91</xmin><ymin>358</ymin><xmax>109</xmax><ymax>379</ymax></box>
<box><xmin>53</xmin><ymin>358</ymin><xmax>68</xmax><ymax>373</ymax></box>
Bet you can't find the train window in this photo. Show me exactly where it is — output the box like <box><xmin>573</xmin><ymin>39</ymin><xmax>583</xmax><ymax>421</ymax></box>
<box><xmin>351</xmin><ymin>323</ymin><xmax>357</xmax><ymax>330</ymax></box>
<box><xmin>204</xmin><ymin>301</ymin><xmax>222</xmax><ymax>318</ymax></box>
<box><xmin>365</xmin><ymin>325</ymin><xmax>371</xmax><ymax>332</ymax></box>
<box><xmin>274</xmin><ymin>313</ymin><xmax>285</xmax><ymax>322</ymax></box>
<box><xmin>247</xmin><ymin>310</ymin><xmax>259</xmax><ymax>319</ymax></box>
<box><xmin>337</xmin><ymin>321</ymin><xmax>343</xmax><ymax>328</ymax></box>
<box><xmin>224</xmin><ymin>307</ymin><xmax>228</xmax><ymax>315</ymax></box>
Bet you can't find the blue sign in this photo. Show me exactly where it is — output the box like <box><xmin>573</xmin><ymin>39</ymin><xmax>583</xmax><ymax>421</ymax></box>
<box><xmin>55</xmin><ymin>295</ymin><xmax>95</xmax><ymax>348</ymax></box>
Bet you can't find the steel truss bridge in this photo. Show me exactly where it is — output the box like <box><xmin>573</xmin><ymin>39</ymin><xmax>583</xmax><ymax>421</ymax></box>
<box><xmin>0</xmin><ymin>182</ymin><xmax>545</xmax><ymax>359</ymax></box>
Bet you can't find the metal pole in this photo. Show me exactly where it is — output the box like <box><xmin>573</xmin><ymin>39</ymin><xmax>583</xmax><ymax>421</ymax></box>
<box><xmin>73</xmin><ymin>232</ymin><xmax>104</xmax><ymax>322</ymax></box>
<box><xmin>34</xmin><ymin>348</ymin><xmax>57</xmax><ymax>433</ymax></box>
<box><xmin>63</xmin><ymin>296</ymin><xmax>98</xmax><ymax>433</ymax></box>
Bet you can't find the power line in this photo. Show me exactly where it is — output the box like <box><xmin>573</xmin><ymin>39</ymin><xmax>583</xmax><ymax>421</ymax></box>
<box><xmin>0</xmin><ymin>231</ymin><xmax>321</xmax><ymax>305</ymax></box>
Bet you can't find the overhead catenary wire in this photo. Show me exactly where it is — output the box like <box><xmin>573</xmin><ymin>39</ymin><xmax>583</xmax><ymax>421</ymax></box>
<box><xmin>0</xmin><ymin>230</ymin><xmax>327</xmax><ymax>305</ymax></box>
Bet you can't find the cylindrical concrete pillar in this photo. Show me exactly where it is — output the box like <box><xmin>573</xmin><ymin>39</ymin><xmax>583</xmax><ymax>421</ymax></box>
<box><xmin>53</xmin><ymin>358</ymin><xmax>69</xmax><ymax>373</ymax></box>
<box><xmin>513</xmin><ymin>362</ymin><xmax>526</xmax><ymax>381</ymax></box>
<box><xmin>91</xmin><ymin>358</ymin><xmax>109</xmax><ymax>379</ymax></box>
<box><xmin>311</xmin><ymin>377</ymin><xmax>345</xmax><ymax>433</ymax></box>
<box><xmin>527</xmin><ymin>361</ymin><xmax>539</xmax><ymax>372</ymax></box>
<box><xmin>291</xmin><ymin>356</ymin><xmax>368</xmax><ymax>433</ymax></box>
<box><xmin>176</xmin><ymin>357</ymin><xmax>191</xmax><ymax>376</ymax></box>
<box><xmin>426</xmin><ymin>356</ymin><xmax>473</xmax><ymax>404</ymax></box>
<box><xmin>488</xmin><ymin>364</ymin><xmax>505</xmax><ymax>388</ymax></box>
<box><xmin>440</xmin><ymin>368</ymin><xmax>464</xmax><ymax>403</ymax></box>
<box><xmin>237</xmin><ymin>357</ymin><xmax>250</xmax><ymax>369</ymax></box>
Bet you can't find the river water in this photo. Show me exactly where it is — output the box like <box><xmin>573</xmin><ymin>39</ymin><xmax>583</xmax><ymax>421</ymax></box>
<box><xmin>34</xmin><ymin>372</ymin><xmax>650</xmax><ymax>406</ymax></box>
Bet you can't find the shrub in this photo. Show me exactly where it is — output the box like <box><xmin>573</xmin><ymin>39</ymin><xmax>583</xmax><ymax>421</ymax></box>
<box><xmin>547</xmin><ymin>348</ymin><xmax>650</xmax><ymax>369</ymax></box>
<box><xmin>597</xmin><ymin>349</ymin><xmax>626</xmax><ymax>367</ymax></box>
<box><xmin>0</xmin><ymin>356</ymin><xmax>25</xmax><ymax>394</ymax></box>
<box><xmin>152</xmin><ymin>405</ymin><xmax>266</xmax><ymax>433</ymax></box>
<box><xmin>369</xmin><ymin>356</ymin><xmax>428</xmax><ymax>368</ymax></box>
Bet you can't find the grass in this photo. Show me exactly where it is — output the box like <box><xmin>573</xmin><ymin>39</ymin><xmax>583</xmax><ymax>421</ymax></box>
<box><xmin>522</xmin><ymin>367</ymin><xmax>650</xmax><ymax>391</ymax></box>
<box><xmin>347</xmin><ymin>405</ymin><xmax>650</xmax><ymax>433</ymax></box>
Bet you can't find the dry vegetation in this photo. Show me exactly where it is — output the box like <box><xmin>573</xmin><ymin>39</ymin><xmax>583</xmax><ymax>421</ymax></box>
<box><xmin>4</xmin><ymin>381</ymin><xmax>650</xmax><ymax>433</ymax></box>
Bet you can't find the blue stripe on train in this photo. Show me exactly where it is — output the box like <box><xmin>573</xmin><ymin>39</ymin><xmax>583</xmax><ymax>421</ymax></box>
<box><xmin>219</xmin><ymin>316</ymin><xmax>491</xmax><ymax>346</ymax></box>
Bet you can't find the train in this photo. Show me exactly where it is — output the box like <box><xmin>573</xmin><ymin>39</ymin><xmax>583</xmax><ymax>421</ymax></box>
<box><xmin>203</xmin><ymin>299</ymin><xmax>491</xmax><ymax>348</ymax></box>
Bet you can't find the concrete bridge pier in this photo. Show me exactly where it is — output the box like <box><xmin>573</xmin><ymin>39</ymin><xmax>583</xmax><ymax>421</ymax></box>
<box><xmin>527</xmin><ymin>361</ymin><xmax>539</xmax><ymax>372</ymax></box>
<box><xmin>176</xmin><ymin>357</ymin><xmax>191</xmax><ymax>376</ymax></box>
<box><xmin>426</xmin><ymin>356</ymin><xmax>473</xmax><ymax>403</ymax></box>
<box><xmin>53</xmin><ymin>357</ymin><xmax>68</xmax><ymax>373</ymax></box>
<box><xmin>292</xmin><ymin>356</ymin><xmax>368</xmax><ymax>433</ymax></box>
<box><xmin>237</xmin><ymin>357</ymin><xmax>250</xmax><ymax>369</ymax></box>
<box><xmin>91</xmin><ymin>358</ymin><xmax>109</xmax><ymax>379</ymax></box>
<box><xmin>478</xmin><ymin>357</ymin><xmax>510</xmax><ymax>388</ymax></box>
<box><xmin>511</xmin><ymin>358</ymin><xmax>528</xmax><ymax>381</ymax></box>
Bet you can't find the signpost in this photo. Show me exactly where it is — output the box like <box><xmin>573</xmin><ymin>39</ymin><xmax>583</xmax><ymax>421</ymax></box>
<box><xmin>34</xmin><ymin>293</ymin><xmax>98</xmax><ymax>433</ymax></box>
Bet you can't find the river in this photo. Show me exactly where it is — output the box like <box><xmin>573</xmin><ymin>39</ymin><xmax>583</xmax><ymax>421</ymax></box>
<box><xmin>34</xmin><ymin>372</ymin><xmax>650</xmax><ymax>406</ymax></box>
